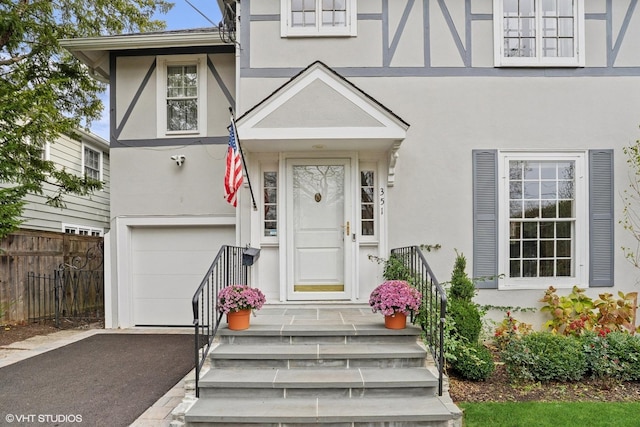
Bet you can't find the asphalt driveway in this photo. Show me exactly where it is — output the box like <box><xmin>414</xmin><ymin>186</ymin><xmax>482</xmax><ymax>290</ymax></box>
<box><xmin>0</xmin><ymin>334</ymin><xmax>194</xmax><ymax>426</ymax></box>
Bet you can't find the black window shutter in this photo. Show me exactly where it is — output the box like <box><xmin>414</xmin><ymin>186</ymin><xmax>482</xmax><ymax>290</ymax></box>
<box><xmin>472</xmin><ymin>150</ymin><xmax>498</xmax><ymax>289</ymax></box>
<box><xmin>589</xmin><ymin>149</ymin><xmax>614</xmax><ymax>287</ymax></box>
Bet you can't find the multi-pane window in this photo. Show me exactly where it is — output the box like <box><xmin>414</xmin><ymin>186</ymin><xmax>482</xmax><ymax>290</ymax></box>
<box><xmin>508</xmin><ymin>160</ymin><xmax>575</xmax><ymax>278</ymax></box>
<box><xmin>499</xmin><ymin>153</ymin><xmax>586</xmax><ymax>289</ymax></box>
<box><xmin>291</xmin><ymin>0</ymin><xmax>346</xmax><ymax>28</ymax></box>
<box><xmin>282</xmin><ymin>0</ymin><xmax>356</xmax><ymax>36</ymax></box>
<box><xmin>84</xmin><ymin>146</ymin><xmax>101</xmax><ymax>180</ymax></box>
<box><xmin>360</xmin><ymin>170</ymin><xmax>375</xmax><ymax>236</ymax></box>
<box><xmin>494</xmin><ymin>0</ymin><xmax>584</xmax><ymax>66</ymax></box>
<box><xmin>166</xmin><ymin>65</ymin><xmax>198</xmax><ymax>131</ymax></box>
<box><xmin>64</xmin><ymin>225</ymin><xmax>103</xmax><ymax>236</ymax></box>
<box><xmin>264</xmin><ymin>171</ymin><xmax>278</xmax><ymax>237</ymax></box>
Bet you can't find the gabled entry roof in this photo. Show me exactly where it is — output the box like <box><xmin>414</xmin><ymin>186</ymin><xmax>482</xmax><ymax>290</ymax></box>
<box><xmin>236</xmin><ymin>61</ymin><xmax>409</xmax><ymax>153</ymax></box>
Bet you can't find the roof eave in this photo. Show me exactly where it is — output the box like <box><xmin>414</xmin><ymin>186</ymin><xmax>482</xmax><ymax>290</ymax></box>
<box><xmin>60</xmin><ymin>31</ymin><xmax>227</xmax><ymax>82</ymax></box>
<box><xmin>59</xmin><ymin>31</ymin><xmax>226</xmax><ymax>52</ymax></box>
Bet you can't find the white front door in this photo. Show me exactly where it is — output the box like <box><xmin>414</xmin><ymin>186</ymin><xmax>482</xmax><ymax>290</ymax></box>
<box><xmin>286</xmin><ymin>158</ymin><xmax>352</xmax><ymax>300</ymax></box>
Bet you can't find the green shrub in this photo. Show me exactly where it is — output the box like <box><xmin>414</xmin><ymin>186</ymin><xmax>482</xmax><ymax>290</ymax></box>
<box><xmin>501</xmin><ymin>332</ymin><xmax>586</xmax><ymax>382</ymax></box>
<box><xmin>606</xmin><ymin>332</ymin><xmax>640</xmax><ymax>381</ymax></box>
<box><xmin>449</xmin><ymin>251</ymin><xmax>475</xmax><ymax>301</ymax></box>
<box><xmin>382</xmin><ymin>254</ymin><xmax>412</xmax><ymax>281</ymax></box>
<box><xmin>500</xmin><ymin>337</ymin><xmax>535</xmax><ymax>382</ymax></box>
<box><xmin>583</xmin><ymin>332</ymin><xmax>640</xmax><ymax>382</ymax></box>
<box><xmin>449</xmin><ymin>299</ymin><xmax>482</xmax><ymax>344</ymax></box>
<box><xmin>451</xmin><ymin>342</ymin><xmax>495</xmax><ymax>381</ymax></box>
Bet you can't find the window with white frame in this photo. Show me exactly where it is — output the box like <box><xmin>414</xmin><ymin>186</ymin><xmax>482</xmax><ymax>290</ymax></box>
<box><xmin>498</xmin><ymin>152</ymin><xmax>586</xmax><ymax>289</ymax></box>
<box><xmin>494</xmin><ymin>0</ymin><xmax>584</xmax><ymax>67</ymax></box>
<box><xmin>264</xmin><ymin>171</ymin><xmax>278</xmax><ymax>237</ymax></box>
<box><xmin>63</xmin><ymin>224</ymin><xmax>103</xmax><ymax>236</ymax></box>
<box><xmin>83</xmin><ymin>145</ymin><xmax>101</xmax><ymax>181</ymax></box>
<box><xmin>360</xmin><ymin>169</ymin><xmax>375</xmax><ymax>237</ymax></box>
<box><xmin>156</xmin><ymin>55</ymin><xmax>207</xmax><ymax>137</ymax></box>
<box><xmin>281</xmin><ymin>0</ymin><xmax>357</xmax><ymax>37</ymax></box>
<box><xmin>42</xmin><ymin>141</ymin><xmax>50</xmax><ymax>161</ymax></box>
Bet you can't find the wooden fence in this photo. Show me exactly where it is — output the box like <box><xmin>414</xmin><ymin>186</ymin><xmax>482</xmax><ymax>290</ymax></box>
<box><xmin>0</xmin><ymin>229</ymin><xmax>103</xmax><ymax>324</ymax></box>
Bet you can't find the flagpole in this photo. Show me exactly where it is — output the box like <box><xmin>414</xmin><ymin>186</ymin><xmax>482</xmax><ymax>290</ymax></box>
<box><xmin>229</xmin><ymin>108</ymin><xmax>258</xmax><ymax>211</ymax></box>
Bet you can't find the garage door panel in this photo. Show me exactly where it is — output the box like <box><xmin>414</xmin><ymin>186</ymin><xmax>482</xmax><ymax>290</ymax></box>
<box><xmin>132</xmin><ymin>251</ymin><xmax>216</xmax><ymax>275</ymax></box>
<box><xmin>133</xmin><ymin>299</ymin><xmax>192</xmax><ymax>326</ymax></box>
<box><xmin>131</xmin><ymin>225</ymin><xmax>234</xmax><ymax>326</ymax></box>
<box><xmin>132</xmin><ymin>227</ymin><xmax>220</xmax><ymax>250</ymax></box>
<box><xmin>132</xmin><ymin>274</ymin><xmax>202</xmax><ymax>299</ymax></box>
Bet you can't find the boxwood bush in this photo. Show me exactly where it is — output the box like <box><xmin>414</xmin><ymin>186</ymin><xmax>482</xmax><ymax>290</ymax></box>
<box><xmin>501</xmin><ymin>332</ymin><xmax>586</xmax><ymax>382</ymax></box>
<box><xmin>452</xmin><ymin>342</ymin><xmax>495</xmax><ymax>381</ymax></box>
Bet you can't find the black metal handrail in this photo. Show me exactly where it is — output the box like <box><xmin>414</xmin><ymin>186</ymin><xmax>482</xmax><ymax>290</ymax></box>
<box><xmin>391</xmin><ymin>246</ymin><xmax>447</xmax><ymax>396</ymax></box>
<box><xmin>192</xmin><ymin>245</ymin><xmax>248</xmax><ymax>397</ymax></box>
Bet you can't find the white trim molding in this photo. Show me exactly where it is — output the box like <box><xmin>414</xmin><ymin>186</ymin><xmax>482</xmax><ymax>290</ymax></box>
<box><xmin>156</xmin><ymin>54</ymin><xmax>208</xmax><ymax>138</ymax></box>
<box><xmin>280</xmin><ymin>0</ymin><xmax>357</xmax><ymax>37</ymax></box>
<box><xmin>493</xmin><ymin>0</ymin><xmax>585</xmax><ymax>67</ymax></box>
<box><xmin>110</xmin><ymin>215</ymin><xmax>236</xmax><ymax>328</ymax></box>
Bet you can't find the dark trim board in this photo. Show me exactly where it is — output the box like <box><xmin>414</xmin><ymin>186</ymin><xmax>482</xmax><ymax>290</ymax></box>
<box><xmin>113</xmin><ymin>45</ymin><xmax>234</xmax><ymax>58</ymax></box>
<box><xmin>111</xmin><ymin>136</ymin><xmax>229</xmax><ymax>148</ymax></box>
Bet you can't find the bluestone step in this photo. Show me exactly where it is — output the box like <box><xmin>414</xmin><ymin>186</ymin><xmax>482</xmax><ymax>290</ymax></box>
<box><xmin>198</xmin><ymin>367</ymin><xmax>439</xmax><ymax>398</ymax></box>
<box><xmin>217</xmin><ymin>324</ymin><xmax>422</xmax><ymax>345</ymax></box>
<box><xmin>186</xmin><ymin>396</ymin><xmax>456</xmax><ymax>426</ymax></box>
<box><xmin>209</xmin><ymin>343</ymin><xmax>428</xmax><ymax>368</ymax></box>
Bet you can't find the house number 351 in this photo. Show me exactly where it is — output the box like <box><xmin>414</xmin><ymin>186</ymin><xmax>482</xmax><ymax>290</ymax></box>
<box><xmin>380</xmin><ymin>188</ymin><xmax>385</xmax><ymax>215</ymax></box>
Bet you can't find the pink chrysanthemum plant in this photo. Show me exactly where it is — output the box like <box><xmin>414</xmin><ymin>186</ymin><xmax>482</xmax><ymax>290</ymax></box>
<box><xmin>216</xmin><ymin>284</ymin><xmax>266</xmax><ymax>315</ymax></box>
<box><xmin>369</xmin><ymin>280</ymin><xmax>422</xmax><ymax>317</ymax></box>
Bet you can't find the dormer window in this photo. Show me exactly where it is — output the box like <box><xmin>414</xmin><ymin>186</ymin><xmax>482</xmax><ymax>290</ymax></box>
<box><xmin>494</xmin><ymin>0</ymin><xmax>584</xmax><ymax>67</ymax></box>
<box><xmin>281</xmin><ymin>0</ymin><xmax>357</xmax><ymax>37</ymax></box>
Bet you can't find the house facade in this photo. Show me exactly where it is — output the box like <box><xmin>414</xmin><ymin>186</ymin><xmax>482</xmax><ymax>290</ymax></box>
<box><xmin>62</xmin><ymin>0</ymin><xmax>640</xmax><ymax>329</ymax></box>
<box><xmin>4</xmin><ymin>129</ymin><xmax>110</xmax><ymax>236</ymax></box>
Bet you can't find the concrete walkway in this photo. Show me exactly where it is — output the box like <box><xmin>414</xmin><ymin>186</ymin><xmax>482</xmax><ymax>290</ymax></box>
<box><xmin>0</xmin><ymin>327</ymin><xmax>193</xmax><ymax>427</ymax></box>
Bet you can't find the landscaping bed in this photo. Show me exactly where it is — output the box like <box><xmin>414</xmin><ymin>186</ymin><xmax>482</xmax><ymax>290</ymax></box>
<box><xmin>449</xmin><ymin>348</ymin><xmax>640</xmax><ymax>403</ymax></box>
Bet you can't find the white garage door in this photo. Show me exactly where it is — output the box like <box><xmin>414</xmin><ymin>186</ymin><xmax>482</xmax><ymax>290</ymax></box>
<box><xmin>131</xmin><ymin>225</ymin><xmax>234</xmax><ymax>326</ymax></box>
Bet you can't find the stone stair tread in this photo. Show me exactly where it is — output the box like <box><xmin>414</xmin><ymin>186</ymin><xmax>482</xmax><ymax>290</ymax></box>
<box><xmin>186</xmin><ymin>396</ymin><xmax>455</xmax><ymax>423</ymax></box>
<box><xmin>217</xmin><ymin>323</ymin><xmax>422</xmax><ymax>337</ymax></box>
<box><xmin>199</xmin><ymin>367</ymin><xmax>438</xmax><ymax>388</ymax></box>
<box><xmin>210</xmin><ymin>343</ymin><xmax>426</xmax><ymax>359</ymax></box>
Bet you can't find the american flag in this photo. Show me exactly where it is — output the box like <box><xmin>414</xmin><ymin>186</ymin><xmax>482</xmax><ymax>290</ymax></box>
<box><xmin>224</xmin><ymin>121</ymin><xmax>243</xmax><ymax>207</ymax></box>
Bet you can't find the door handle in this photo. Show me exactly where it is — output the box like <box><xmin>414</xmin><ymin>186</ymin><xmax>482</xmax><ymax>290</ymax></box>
<box><xmin>341</xmin><ymin>221</ymin><xmax>350</xmax><ymax>236</ymax></box>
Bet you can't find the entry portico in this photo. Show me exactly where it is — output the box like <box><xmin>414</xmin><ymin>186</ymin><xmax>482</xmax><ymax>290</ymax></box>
<box><xmin>235</xmin><ymin>61</ymin><xmax>409</xmax><ymax>304</ymax></box>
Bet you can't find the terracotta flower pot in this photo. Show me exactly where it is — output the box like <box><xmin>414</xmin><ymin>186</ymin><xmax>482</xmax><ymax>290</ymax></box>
<box><xmin>227</xmin><ymin>309</ymin><xmax>251</xmax><ymax>330</ymax></box>
<box><xmin>384</xmin><ymin>312</ymin><xmax>407</xmax><ymax>329</ymax></box>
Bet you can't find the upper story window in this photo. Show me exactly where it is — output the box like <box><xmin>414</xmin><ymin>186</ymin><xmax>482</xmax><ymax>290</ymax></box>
<box><xmin>167</xmin><ymin>65</ymin><xmax>198</xmax><ymax>131</ymax></box>
<box><xmin>281</xmin><ymin>0</ymin><xmax>357</xmax><ymax>37</ymax></box>
<box><xmin>156</xmin><ymin>55</ymin><xmax>207</xmax><ymax>137</ymax></box>
<box><xmin>83</xmin><ymin>145</ymin><xmax>102</xmax><ymax>181</ymax></box>
<box><xmin>494</xmin><ymin>0</ymin><xmax>584</xmax><ymax>67</ymax></box>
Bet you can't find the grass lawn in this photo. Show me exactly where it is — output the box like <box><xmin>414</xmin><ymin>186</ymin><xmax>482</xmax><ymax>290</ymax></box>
<box><xmin>458</xmin><ymin>401</ymin><xmax>640</xmax><ymax>427</ymax></box>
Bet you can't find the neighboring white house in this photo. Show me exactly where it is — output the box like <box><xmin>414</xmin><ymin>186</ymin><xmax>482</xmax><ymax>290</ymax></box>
<box><xmin>61</xmin><ymin>0</ymin><xmax>640</xmax><ymax>329</ymax></box>
<box><xmin>5</xmin><ymin>129</ymin><xmax>110</xmax><ymax>236</ymax></box>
